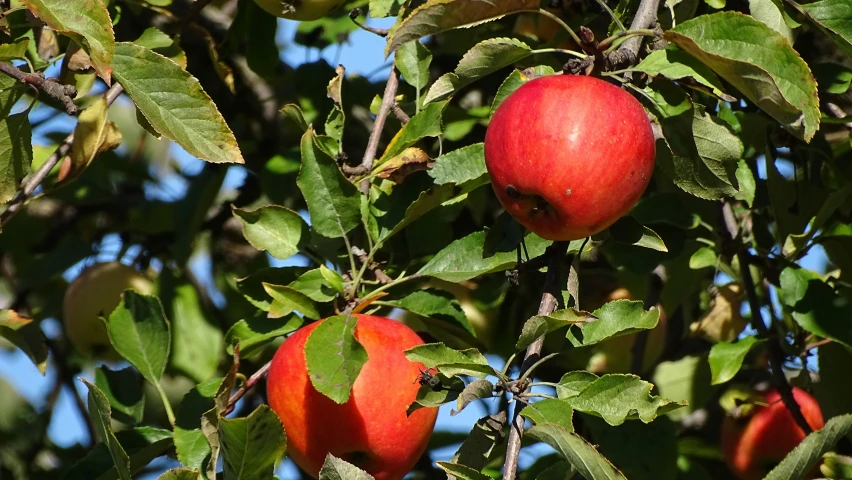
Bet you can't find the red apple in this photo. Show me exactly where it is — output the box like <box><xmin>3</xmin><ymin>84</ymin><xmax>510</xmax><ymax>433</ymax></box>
<box><xmin>484</xmin><ymin>74</ymin><xmax>655</xmax><ymax>241</ymax></box>
<box><xmin>266</xmin><ymin>314</ymin><xmax>438</xmax><ymax>479</ymax></box>
<box><xmin>721</xmin><ymin>387</ymin><xmax>825</xmax><ymax>480</ymax></box>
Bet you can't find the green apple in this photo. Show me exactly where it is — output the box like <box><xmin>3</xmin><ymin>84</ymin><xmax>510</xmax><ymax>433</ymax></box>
<box><xmin>62</xmin><ymin>262</ymin><xmax>154</xmax><ymax>360</ymax></box>
<box><xmin>251</xmin><ymin>0</ymin><xmax>344</xmax><ymax>21</ymax></box>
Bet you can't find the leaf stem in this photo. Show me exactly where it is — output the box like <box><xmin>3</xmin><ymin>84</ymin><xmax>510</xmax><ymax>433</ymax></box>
<box><xmin>517</xmin><ymin>352</ymin><xmax>561</xmax><ymax>383</ymax></box>
<box><xmin>593</xmin><ymin>0</ymin><xmax>627</xmax><ymax>32</ymax></box>
<box><xmin>531</xmin><ymin>48</ymin><xmax>587</xmax><ymax>58</ymax></box>
<box><xmin>599</xmin><ymin>29</ymin><xmax>657</xmax><ymax>53</ymax></box>
<box><xmin>155</xmin><ymin>383</ymin><xmax>176</xmax><ymax>426</ymax></box>
<box><xmin>528</xmin><ymin>8</ymin><xmax>584</xmax><ymax>49</ymax></box>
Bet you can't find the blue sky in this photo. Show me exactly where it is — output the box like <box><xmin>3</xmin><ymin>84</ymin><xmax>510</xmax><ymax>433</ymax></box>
<box><xmin>0</xmin><ymin>11</ymin><xmax>832</xmax><ymax>479</ymax></box>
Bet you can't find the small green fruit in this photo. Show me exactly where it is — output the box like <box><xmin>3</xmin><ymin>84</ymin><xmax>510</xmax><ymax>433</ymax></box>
<box><xmin>62</xmin><ymin>262</ymin><xmax>154</xmax><ymax>360</ymax></box>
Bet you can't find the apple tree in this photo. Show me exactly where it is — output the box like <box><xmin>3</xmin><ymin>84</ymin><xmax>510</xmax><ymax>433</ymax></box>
<box><xmin>1</xmin><ymin>0</ymin><xmax>852</xmax><ymax>478</ymax></box>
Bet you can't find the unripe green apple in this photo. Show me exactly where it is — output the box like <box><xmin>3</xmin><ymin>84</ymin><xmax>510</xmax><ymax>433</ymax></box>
<box><xmin>721</xmin><ymin>387</ymin><xmax>825</xmax><ymax>480</ymax></box>
<box><xmin>484</xmin><ymin>74</ymin><xmax>655</xmax><ymax>241</ymax></box>
<box><xmin>62</xmin><ymin>262</ymin><xmax>154</xmax><ymax>360</ymax></box>
<box><xmin>251</xmin><ymin>0</ymin><xmax>343</xmax><ymax>21</ymax></box>
<box><xmin>266</xmin><ymin>314</ymin><xmax>438</xmax><ymax>479</ymax></box>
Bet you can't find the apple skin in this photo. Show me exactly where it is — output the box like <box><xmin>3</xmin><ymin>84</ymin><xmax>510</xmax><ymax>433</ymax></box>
<box><xmin>721</xmin><ymin>387</ymin><xmax>825</xmax><ymax>480</ymax></box>
<box><xmin>251</xmin><ymin>0</ymin><xmax>343</xmax><ymax>21</ymax></box>
<box><xmin>484</xmin><ymin>75</ymin><xmax>656</xmax><ymax>241</ymax></box>
<box><xmin>62</xmin><ymin>262</ymin><xmax>154</xmax><ymax>360</ymax></box>
<box><xmin>266</xmin><ymin>314</ymin><xmax>439</xmax><ymax>479</ymax></box>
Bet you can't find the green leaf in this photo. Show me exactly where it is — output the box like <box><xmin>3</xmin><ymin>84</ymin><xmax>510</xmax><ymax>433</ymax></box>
<box><xmin>289</xmin><ymin>268</ymin><xmax>340</xmax><ymax>302</ymax></box>
<box><xmin>404</xmin><ymin>343</ymin><xmax>495</xmax><ymax>378</ymax></box>
<box><xmin>557</xmin><ymin>371</ymin><xmax>599</xmax><ymax>399</ymax></box>
<box><xmin>173</xmin><ymin>378</ymin><xmax>224</xmax><ymax>473</ymax></box>
<box><xmin>219</xmin><ymin>405</ymin><xmax>287</xmax><ymax>480</ymax></box>
<box><xmin>0</xmin><ymin>112</ymin><xmax>33</xmax><ymax>205</ymax></box>
<box><xmin>0</xmin><ymin>310</ymin><xmax>47</xmax><ymax>374</ymax></box>
<box><xmin>236</xmin><ymin>267</ymin><xmax>309</xmax><ymax>311</ymax></box>
<box><xmin>280</xmin><ymin>104</ymin><xmax>309</xmax><ymax>131</ymax></box>
<box><xmin>567</xmin><ymin>300</ymin><xmax>660</xmax><ymax>347</ymax></box>
<box><xmin>158</xmin><ymin>469</ymin><xmax>202</xmax><ymax>480</ymax></box>
<box><xmin>516</xmin><ymin>309</ymin><xmax>598</xmax><ymax>350</ymax></box>
<box><xmin>453</xmin><ymin>379</ymin><xmax>495</xmax><ymax>415</ymax></box>
<box><xmin>783</xmin><ymin>182</ymin><xmax>852</xmax><ymax>258</ymax></box>
<box><xmin>305</xmin><ymin>314</ymin><xmax>369</xmax><ymax>404</ymax></box>
<box><xmin>325</xmin><ymin>65</ymin><xmax>345</xmax><ymax>149</ymax></box>
<box><xmin>779</xmin><ymin>267</ymin><xmax>852</xmax><ymax>348</ymax></box>
<box><xmin>263</xmin><ymin>283</ymin><xmax>320</xmax><ymax>319</ymax></box>
<box><xmin>63</xmin><ymin>427</ymin><xmax>173</xmax><ymax>480</ymax></box>
<box><xmin>407</xmin><ymin>373</ymin><xmax>464</xmax><ymax>414</ymax></box>
<box><xmin>634</xmin><ymin>46</ymin><xmax>733</xmax><ymax>100</ymax></box>
<box><xmin>764</xmin><ymin>414</ymin><xmax>852</xmax><ymax>480</ymax></box>
<box><xmin>584</xmin><ymin>415</ymin><xmax>678</xmax><ymax>480</ymax></box>
<box><xmin>607</xmin><ymin>217</ymin><xmax>669</xmax><ymax>252</ymax></box>
<box><xmin>423</xmin><ymin>38</ymin><xmax>533</xmax><ymax>105</ymax></box>
<box><xmin>428</xmin><ymin>143</ymin><xmax>487</xmax><ymax>185</ymax></box>
<box><xmin>225</xmin><ymin>314</ymin><xmax>302</xmax><ymax>358</ymax></box>
<box><xmin>520</xmin><ymin>399</ymin><xmax>575</xmax><ymax>431</ymax></box>
<box><xmin>748</xmin><ymin>0</ymin><xmax>794</xmax><ymax>43</ymax></box>
<box><xmin>296</xmin><ymin>128</ymin><xmax>360</xmax><ymax>238</ymax></box>
<box><xmin>318</xmin><ymin>453</ymin><xmax>376</xmax><ymax>480</ymax></box>
<box><xmin>104</xmin><ymin>291</ymin><xmax>170</xmax><ymax>386</ymax></box>
<box><xmin>535</xmin><ymin>461</ymin><xmax>575</xmax><ymax>480</ymax></box>
<box><xmin>450</xmin><ymin>411</ymin><xmax>507</xmax><ymax>471</ymax></box>
<box><xmin>165</xmin><ymin>283</ymin><xmax>223</xmax><ymax>383</ymax></box>
<box><xmin>640</xmin><ymin>80</ymin><xmax>740</xmax><ymax>200</ymax></box>
<box><xmin>95</xmin><ymin>366</ymin><xmax>144</xmax><ymax>425</ymax></box>
<box><xmin>813</xmin><ymin>63</ymin><xmax>852</xmax><ymax>94</ymax></box>
<box><xmin>378</xmin><ymin>100</ymin><xmax>447</xmax><ymax>164</ymax></box>
<box><xmin>560</xmin><ymin>374</ymin><xmax>687</xmax><ymax>425</ymax></box>
<box><xmin>22</xmin><ymin>0</ymin><xmax>114</xmax><ymax>81</ymax></box>
<box><xmin>0</xmin><ymin>38</ymin><xmax>30</xmax><ymax>61</ymax></box>
<box><xmin>734</xmin><ymin>160</ymin><xmax>756</xmax><ymax>207</ymax></box>
<box><xmin>665</xmin><ymin>12</ymin><xmax>820</xmax><ymax>141</ymax></box>
<box><xmin>395</xmin><ymin>40</ymin><xmax>432</xmax><ymax>91</ymax></box>
<box><xmin>689</xmin><ymin>246</ymin><xmax>717</xmax><ymax>270</ymax></box>
<box><xmin>435</xmin><ymin>462</ymin><xmax>492</xmax><ymax>480</ymax></box>
<box><xmin>527</xmin><ymin>423</ymin><xmax>628</xmax><ymax>480</ymax></box>
<box><xmin>491</xmin><ymin>66</ymin><xmax>555</xmax><ymax>115</ymax></box>
<box><xmin>233</xmin><ymin>205</ymin><xmax>309</xmax><ymax>260</ymax></box>
<box><xmin>81</xmin><ymin>379</ymin><xmax>132</xmax><ymax>480</ymax></box>
<box><xmin>65</xmin><ymin>96</ymin><xmax>119</xmax><ymax>181</ymax></box>
<box><xmin>320</xmin><ymin>265</ymin><xmax>345</xmax><ymax>294</ymax></box>
<box><xmin>369</xmin><ymin>0</ymin><xmax>404</xmax><ymax>17</ymax></box>
<box><xmin>386</xmin><ymin>289</ymin><xmax>475</xmax><ymax>335</ymax></box>
<box><xmin>708</xmin><ymin>336</ymin><xmax>764</xmax><ymax>385</ymax></box>
<box><xmin>133</xmin><ymin>27</ymin><xmax>187</xmax><ymax>68</ymax></box>
<box><xmin>111</xmin><ymin>42</ymin><xmax>244</xmax><ymax>164</ymax></box>
<box><xmin>798</xmin><ymin>0</ymin><xmax>852</xmax><ymax>57</ymax></box>
<box><xmin>417</xmin><ymin>230</ymin><xmax>551</xmax><ymax>282</ymax></box>
<box><xmin>385</xmin><ymin>0</ymin><xmax>539</xmax><ymax>55</ymax></box>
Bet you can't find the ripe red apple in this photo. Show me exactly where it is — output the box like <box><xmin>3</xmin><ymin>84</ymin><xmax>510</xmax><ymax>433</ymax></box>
<box><xmin>251</xmin><ymin>0</ymin><xmax>343</xmax><ymax>21</ymax></box>
<box><xmin>721</xmin><ymin>387</ymin><xmax>825</xmax><ymax>480</ymax></box>
<box><xmin>484</xmin><ymin>74</ymin><xmax>655</xmax><ymax>241</ymax></box>
<box><xmin>62</xmin><ymin>262</ymin><xmax>154</xmax><ymax>360</ymax></box>
<box><xmin>266</xmin><ymin>314</ymin><xmax>438</xmax><ymax>479</ymax></box>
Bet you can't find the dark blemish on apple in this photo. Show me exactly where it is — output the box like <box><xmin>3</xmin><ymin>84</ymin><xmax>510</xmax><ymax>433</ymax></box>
<box><xmin>506</xmin><ymin>185</ymin><xmax>522</xmax><ymax>199</ymax></box>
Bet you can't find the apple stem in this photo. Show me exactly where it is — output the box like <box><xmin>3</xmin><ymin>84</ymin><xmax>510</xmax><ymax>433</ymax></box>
<box><xmin>502</xmin><ymin>240</ymin><xmax>571</xmax><ymax>480</ymax></box>
<box><xmin>722</xmin><ymin>201</ymin><xmax>814</xmax><ymax>435</ymax></box>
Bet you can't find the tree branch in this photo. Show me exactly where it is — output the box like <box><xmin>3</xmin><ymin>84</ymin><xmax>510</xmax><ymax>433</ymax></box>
<box><xmin>721</xmin><ymin>202</ymin><xmax>813</xmax><ymax>435</ymax></box>
<box><xmin>503</xmin><ymin>241</ymin><xmax>570</xmax><ymax>480</ymax></box>
<box><xmin>0</xmin><ymin>61</ymin><xmax>78</xmax><ymax>115</ymax></box>
<box><xmin>359</xmin><ymin>67</ymin><xmax>400</xmax><ymax>194</ymax></box>
<box><xmin>0</xmin><ymin>83</ymin><xmax>123</xmax><ymax>227</ymax></box>
<box><xmin>224</xmin><ymin>360</ymin><xmax>271</xmax><ymax>416</ymax></box>
<box><xmin>606</xmin><ymin>0</ymin><xmax>661</xmax><ymax>67</ymax></box>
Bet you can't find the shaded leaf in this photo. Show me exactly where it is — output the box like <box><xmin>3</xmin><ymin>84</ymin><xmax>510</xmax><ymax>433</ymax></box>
<box><xmin>165</xmin><ymin>283</ymin><xmax>223</xmax><ymax>383</ymax></box>
<box><xmin>436</xmin><ymin>462</ymin><xmax>492</xmax><ymax>480</ymax></box>
<box><xmin>263</xmin><ymin>283</ymin><xmax>320</xmax><ymax>319</ymax></box>
<box><xmin>386</xmin><ymin>289</ymin><xmax>475</xmax><ymax>335</ymax></box>
<box><xmin>219</xmin><ymin>405</ymin><xmax>286</xmax><ymax>480</ymax></box>
<box><xmin>607</xmin><ymin>217</ymin><xmax>669</xmax><ymax>252</ymax></box>
<box><xmin>634</xmin><ymin>46</ymin><xmax>733</xmax><ymax>100</ymax></box>
<box><xmin>521</xmin><ymin>399</ymin><xmax>575</xmax><ymax>431</ymax></box>
<box><xmin>0</xmin><ymin>113</ymin><xmax>33</xmax><ymax>205</ymax></box>
<box><xmin>517</xmin><ymin>309</ymin><xmax>598</xmax><ymax>350</ymax></box>
<box><xmin>665</xmin><ymin>12</ymin><xmax>820</xmax><ymax>141</ymax></box>
<box><xmin>798</xmin><ymin>0</ymin><xmax>852</xmax><ymax>57</ymax></box>
<box><xmin>404</xmin><ymin>343</ymin><xmax>495</xmax><ymax>378</ymax></box>
<box><xmin>395</xmin><ymin>40</ymin><xmax>432</xmax><ymax>91</ymax></box>
<box><xmin>378</xmin><ymin>100</ymin><xmax>447</xmax><ymax>164</ymax></box>
<box><xmin>81</xmin><ymin>379</ymin><xmax>131</xmax><ymax>480</ymax></box>
<box><xmin>104</xmin><ymin>291</ymin><xmax>170</xmax><ymax>386</ymax></box>
<box><xmin>386</xmin><ymin>0</ymin><xmax>539</xmax><ymax>54</ymax></box>
<box><xmin>491</xmin><ymin>66</ymin><xmax>555</xmax><ymax>115</ymax></box>
<box><xmin>407</xmin><ymin>373</ymin><xmax>464</xmax><ymax>414</ymax></box>
<box><xmin>452</xmin><ymin>379</ymin><xmax>494</xmax><ymax>415</ymax></box>
<box><xmin>95</xmin><ymin>366</ymin><xmax>144</xmax><ymax>425</ymax></box>
<box><xmin>451</xmin><ymin>411</ymin><xmax>507</xmax><ymax>472</ymax></box>
<box><xmin>0</xmin><ymin>38</ymin><xmax>31</xmax><ymax>61</ymax></box>
<box><xmin>225</xmin><ymin>314</ymin><xmax>302</xmax><ymax>358</ymax></box>
<box><xmin>158</xmin><ymin>469</ymin><xmax>202</xmax><ymax>480</ymax></box>
<box><xmin>63</xmin><ymin>427</ymin><xmax>173</xmax><ymax>480</ymax></box>
<box><xmin>765</xmin><ymin>414</ymin><xmax>852</xmax><ymax>480</ymax></box>
<box><xmin>0</xmin><ymin>309</ymin><xmax>47</xmax><ymax>374</ymax></box>
<box><xmin>318</xmin><ymin>453</ymin><xmax>375</xmax><ymax>480</ymax></box>
<box><xmin>64</xmin><ymin>95</ymin><xmax>121</xmax><ymax>182</ymax></box>
<box><xmin>527</xmin><ymin>423</ymin><xmax>628</xmax><ymax>480</ymax></box>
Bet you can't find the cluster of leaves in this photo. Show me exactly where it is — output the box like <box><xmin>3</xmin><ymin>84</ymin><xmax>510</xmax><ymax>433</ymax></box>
<box><xmin>0</xmin><ymin>0</ymin><xmax>851</xmax><ymax>478</ymax></box>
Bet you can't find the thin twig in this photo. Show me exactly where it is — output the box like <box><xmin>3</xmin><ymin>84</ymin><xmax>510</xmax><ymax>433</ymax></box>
<box><xmin>349</xmin><ymin>8</ymin><xmax>389</xmax><ymax>37</ymax></box>
<box><xmin>359</xmin><ymin>68</ymin><xmax>400</xmax><ymax>194</ymax></box>
<box><xmin>224</xmin><ymin>360</ymin><xmax>272</xmax><ymax>415</ymax></box>
<box><xmin>721</xmin><ymin>202</ymin><xmax>813</xmax><ymax>435</ymax></box>
<box><xmin>391</xmin><ymin>102</ymin><xmax>410</xmax><ymax>124</ymax></box>
<box><xmin>0</xmin><ymin>61</ymin><xmax>77</xmax><ymax>115</ymax></box>
<box><xmin>503</xmin><ymin>241</ymin><xmax>570</xmax><ymax>480</ymax></box>
<box><xmin>826</xmin><ymin>103</ymin><xmax>852</xmax><ymax>128</ymax></box>
<box><xmin>0</xmin><ymin>83</ymin><xmax>123</xmax><ymax>227</ymax></box>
